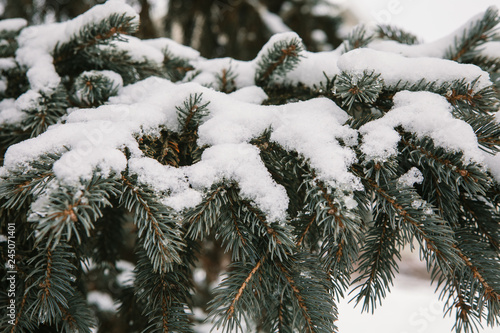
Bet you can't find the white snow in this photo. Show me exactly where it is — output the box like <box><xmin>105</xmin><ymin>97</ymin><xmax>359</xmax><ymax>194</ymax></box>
<box><xmin>187</xmin><ymin>143</ymin><xmax>289</xmax><ymax>221</ymax></box>
<box><xmin>338</xmin><ymin>49</ymin><xmax>491</xmax><ymax>92</ymax></box>
<box><xmin>15</xmin><ymin>0</ymin><xmax>138</xmax><ymax>97</ymax></box>
<box><xmin>0</xmin><ymin>58</ymin><xmax>16</xmax><ymax>70</ymax></box>
<box><xmin>229</xmin><ymin>86</ymin><xmax>268</xmax><ymax>104</ymax></box>
<box><xmin>360</xmin><ymin>91</ymin><xmax>484</xmax><ymax>164</ymax></box>
<box><xmin>2</xmin><ymin>75</ymin><xmax>360</xmax><ymax>221</ymax></box>
<box><xmin>105</xmin><ymin>35</ymin><xmax>164</xmax><ymax>64</ymax></box>
<box><xmin>87</xmin><ymin>291</ymin><xmax>118</xmax><ymax>312</ymax></box>
<box><xmin>398</xmin><ymin>167</ymin><xmax>424</xmax><ymax>187</ymax></box>
<box><xmin>0</xmin><ymin>99</ymin><xmax>26</xmax><ymax>125</ymax></box>
<box><xmin>0</xmin><ymin>18</ymin><xmax>27</xmax><ymax>32</ymax></box>
<box><xmin>143</xmin><ymin>37</ymin><xmax>201</xmax><ymax>60</ymax></box>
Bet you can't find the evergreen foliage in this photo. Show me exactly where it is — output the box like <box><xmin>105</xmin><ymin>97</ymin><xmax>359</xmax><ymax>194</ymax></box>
<box><xmin>0</xmin><ymin>2</ymin><xmax>499</xmax><ymax>333</ymax></box>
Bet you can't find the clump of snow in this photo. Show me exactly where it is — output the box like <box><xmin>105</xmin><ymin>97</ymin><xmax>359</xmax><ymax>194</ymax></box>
<box><xmin>15</xmin><ymin>0</ymin><xmax>138</xmax><ymax>95</ymax></box>
<box><xmin>0</xmin><ymin>99</ymin><xmax>26</xmax><ymax>125</ymax></box>
<box><xmin>143</xmin><ymin>37</ymin><xmax>201</xmax><ymax>60</ymax></box>
<box><xmin>128</xmin><ymin>157</ymin><xmax>202</xmax><ymax>211</ymax></box>
<box><xmin>87</xmin><ymin>291</ymin><xmax>118</xmax><ymax>312</ymax></box>
<box><xmin>2</xmin><ymin>75</ymin><xmax>360</xmax><ymax>222</ymax></box>
<box><xmin>285</xmin><ymin>50</ymin><xmax>342</xmax><ymax>86</ymax></box>
<box><xmin>338</xmin><ymin>49</ymin><xmax>491</xmax><ymax>92</ymax></box>
<box><xmin>360</xmin><ymin>91</ymin><xmax>484</xmax><ymax>164</ymax></box>
<box><xmin>398</xmin><ymin>167</ymin><xmax>424</xmax><ymax>187</ymax></box>
<box><xmin>116</xmin><ymin>260</ymin><xmax>135</xmax><ymax>287</ymax></box>
<box><xmin>483</xmin><ymin>153</ymin><xmax>500</xmax><ymax>182</ymax></box>
<box><xmin>104</xmin><ymin>35</ymin><xmax>164</xmax><ymax>64</ymax></box>
<box><xmin>188</xmin><ymin>144</ymin><xmax>289</xmax><ymax>221</ymax></box>
<box><xmin>229</xmin><ymin>86</ymin><xmax>268</xmax><ymax>104</ymax></box>
<box><xmin>190</xmin><ymin>58</ymin><xmax>256</xmax><ymax>89</ymax></box>
<box><xmin>0</xmin><ymin>18</ymin><xmax>27</xmax><ymax>32</ymax></box>
<box><xmin>0</xmin><ymin>58</ymin><xmax>16</xmax><ymax>70</ymax></box>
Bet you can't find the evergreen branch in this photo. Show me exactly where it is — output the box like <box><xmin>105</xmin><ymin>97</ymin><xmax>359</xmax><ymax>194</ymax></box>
<box><xmin>255</xmin><ymin>37</ymin><xmax>303</xmax><ymax>87</ymax></box>
<box><xmin>185</xmin><ymin>185</ymin><xmax>227</xmax><ymax>240</ymax></box>
<box><xmin>135</xmin><ymin>249</ymin><xmax>193</xmax><ymax>333</ymax></box>
<box><xmin>216</xmin><ymin>67</ymin><xmax>237</xmax><ymax>93</ymax></box>
<box><xmin>138</xmin><ymin>130</ymin><xmax>181</xmax><ymax>167</ymax></box>
<box><xmin>343</xmin><ymin>25</ymin><xmax>374</xmax><ymax>53</ymax></box>
<box><xmin>0</xmin><ymin>153</ymin><xmax>57</xmax><ymax>211</ymax></box>
<box><xmin>376</xmin><ymin>25</ymin><xmax>420</xmax><ymax>45</ymax></box>
<box><xmin>358</xmin><ymin>173</ymin><xmax>461</xmax><ymax>274</ymax></box>
<box><xmin>446</xmin><ymin>7</ymin><xmax>500</xmax><ymax>62</ymax></box>
<box><xmin>53</xmin><ymin>13</ymin><xmax>138</xmax><ymax>64</ymax></box>
<box><xmin>120</xmin><ymin>175</ymin><xmax>184</xmax><ymax>272</ymax></box>
<box><xmin>9</xmin><ymin>285</ymin><xmax>29</xmax><ymax>333</ymax></box>
<box><xmin>209</xmin><ymin>258</ymin><xmax>267</xmax><ymax>333</ymax></box>
<box><xmin>163</xmin><ymin>47</ymin><xmax>194</xmax><ymax>82</ymax></box>
<box><xmin>20</xmin><ymin>85</ymin><xmax>69</xmax><ymax>138</ymax></box>
<box><xmin>176</xmin><ymin>93</ymin><xmax>210</xmax><ymax>135</ymax></box>
<box><xmin>25</xmin><ymin>244</ymin><xmax>76</xmax><ymax>327</ymax></box>
<box><xmin>228</xmin><ymin>256</ymin><xmax>266</xmax><ymax>319</ymax></box>
<box><xmin>273</xmin><ymin>254</ymin><xmax>338</xmax><ymax>333</ymax></box>
<box><xmin>277</xmin><ymin>262</ymin><xmax>314</xmax><ymax>332</ymax></box>
<box><xmin>296</xmin><ymin>213</ymin><xmax>316</xmax><ymax>247</ymax></box>
<box><xmin>31</xmin><ymin>177</ymin><xmax>118</xmax><ymax>249</ymax></box>
<box><xmin>350</xmin><ymin>215</ymin><xmax>401</xmax><ymax>313</ymax></box>
<box><xmin>455</xmin><ymin>246</ymin><xmax>500</xmax><ymax>302</ymax></box>
<box><xmin>334</xmin><ymin>70</ymin><xmax>383</xmax><ymax>110</ymax></box>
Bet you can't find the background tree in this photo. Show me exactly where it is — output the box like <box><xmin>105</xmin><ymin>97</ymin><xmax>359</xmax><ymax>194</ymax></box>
<box><xmin>0</xmin><ymin>1</ymin><xmax>499</xmax><ymax>333</ymax></box>
<box><xmin>164</xmin><ymin>0</ymin><xmax>344</xmax><ymax>59</ymax></box>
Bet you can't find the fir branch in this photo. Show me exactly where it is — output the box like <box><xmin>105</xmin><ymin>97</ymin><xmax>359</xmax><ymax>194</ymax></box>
<box><xmin>0</xmin><ymin>153</ymin><xmax>57</xmax><ymax>211</ymax></box>
<box><xmin>177</xmin><ymin>93</ymin><xmax>210</xmax><ymax>135</ymax></box>
<box><xmin>53</xmin><ymin>13</ymin><xmax>138</xmax><ymax>64</ymax></box>
<box><xmin>120</xmin><ymin>175</ymin><xmax>185</xmax><ymax>273</ymax></box>
<box><xmin>163</xmin><ymin>47</ymin><xmax>194</xmax><ymax>82</ymax></box>
<box><xmin>334</xmin><ymin>70</ymin><xmax>383</xmax><ymax>110</ymax></box>
<box><xmin>446</xmin><ymin>7</ymin><xmax>500</xmax><ymax>63</ymax></box>
<box><xmin>376</xmin><ymin>25</ymin><xmax>420</xmax><ymax>45</ymax></box>
<box><xmin>255</xmin><ymin>37</ymin><xmax>304</xmax><ymax>87</ymax></box>
<box><xmin>277</xmin><ymin>262</ymin><xmax>314</xmax><ymax>332</ymax></box>
<box><xmin>20</xmin><ymin>85</ymin><xmax>69</xmax><ymax>138</ymax></box>
<box><xmin>343</xmin><ymin>25</ymin><xmax>374</xmax><ymax>53</ymax></box>
<box><xmin>25</xmin><ymin>244</ymin><xmax>77</xmax><ymax>327</ymax></box>
<box><xmin>216</xmin><ymin>67</ymin><xmax>237</xmax><ymax>93</ymax></box>
<box><xmin>185</xmin><ymin>185</ymin><xmax>227</xmax><ymax>240</ymax></box>
<box><xmin>134</xmin><ymin>249</ymin><xmax>193</xmax><ymax>333</ymax></box>
<box><xmin>209</xmin><ymin>258</ymin><xmax>267</xmax><ymax>333</ymax></box>
<box><xmin>351</xmin><ymin>215</ymin><xmax>402</xmax><ymax>313</ymax></box>
<box><xmin>227</xmin><ymin>256</ymin><xmax>266</xmax><ymax>319</ymax></box>
<box><xmin>31</xmin><ymin>177</ymin><xmax>118</xmax><ymax>249</ymax></box>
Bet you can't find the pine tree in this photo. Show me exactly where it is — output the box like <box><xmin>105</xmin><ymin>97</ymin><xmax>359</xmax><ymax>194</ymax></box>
<box><xmin>0</xmin><ymin>1</ymin><xmax>499</xmax><ymax>333</ymax></box>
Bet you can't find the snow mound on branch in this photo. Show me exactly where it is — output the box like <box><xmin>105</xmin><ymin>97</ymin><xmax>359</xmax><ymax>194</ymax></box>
<box><xmin>338</xmin><ymin>49</ymin><xmax>491</xmax><ymax>92</ymax></box>
<box><xmin>2</xmin><ymin>77</ymin><xmax>359</xmax><ymax>221</ymax></box>
<box><xmin>367</xmin><ymin>10</ymin><xmax>496</xmax><ymax>58</ymax></box>
<box><xmin>0</xmin><ymin>99</ymin><xmax>26</xmax><ymax>125</ymax></box>
<box><xmin>0</xmin><ymin>18</ymin><xmax>27</xmax><ymax>32</ymax></box>
<box><xmin>16</xmin><ymin>0</ymin><xmax>138</xmax><ymax>94</ymax></box>
<box><xmin>360</xmin><ymin>91</ymin><xmax>483</xmax><ymax>164</ymax></box>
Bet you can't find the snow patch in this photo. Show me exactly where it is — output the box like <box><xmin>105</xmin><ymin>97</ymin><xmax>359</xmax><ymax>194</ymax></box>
<box><xmin>360</xmin><ymin>91</ymin><xmax>483</xmax><ymax>164</ymax></box>
<box><xmin>338</xmin><ymin>49</ymin><xmax>491</xmax><ymax>92</ymax></box>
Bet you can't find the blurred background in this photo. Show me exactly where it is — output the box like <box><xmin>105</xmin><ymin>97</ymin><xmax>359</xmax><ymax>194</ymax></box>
<box><xmin>0</xmin><ymin>1</ymin><xmax>498</xmax><ymax>332</ymax></box>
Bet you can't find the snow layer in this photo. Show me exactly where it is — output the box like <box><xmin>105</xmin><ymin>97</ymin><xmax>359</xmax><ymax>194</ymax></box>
<box><xmin>338</xmin><ymin>49</ymin><xmax>491</xmax><ymax>92</ymax></box>
<box><xmin>360</xmin><ymin>91</ymin><xmax>483</xmax><ymax>164</ymax></box>
<box><xmin>0</xmin><ymin>18</ymin><xmax>27</xmax><ymax>32</ymax></box>
<box><xmin>0</xmin><ymin>99</ymin><xmax>26</xmax><ymax>125</ymax></box>
<box><xmin>2</xmin><ymin>77</ymin><xmax>359</xmax><ymax>221</ymax></box>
